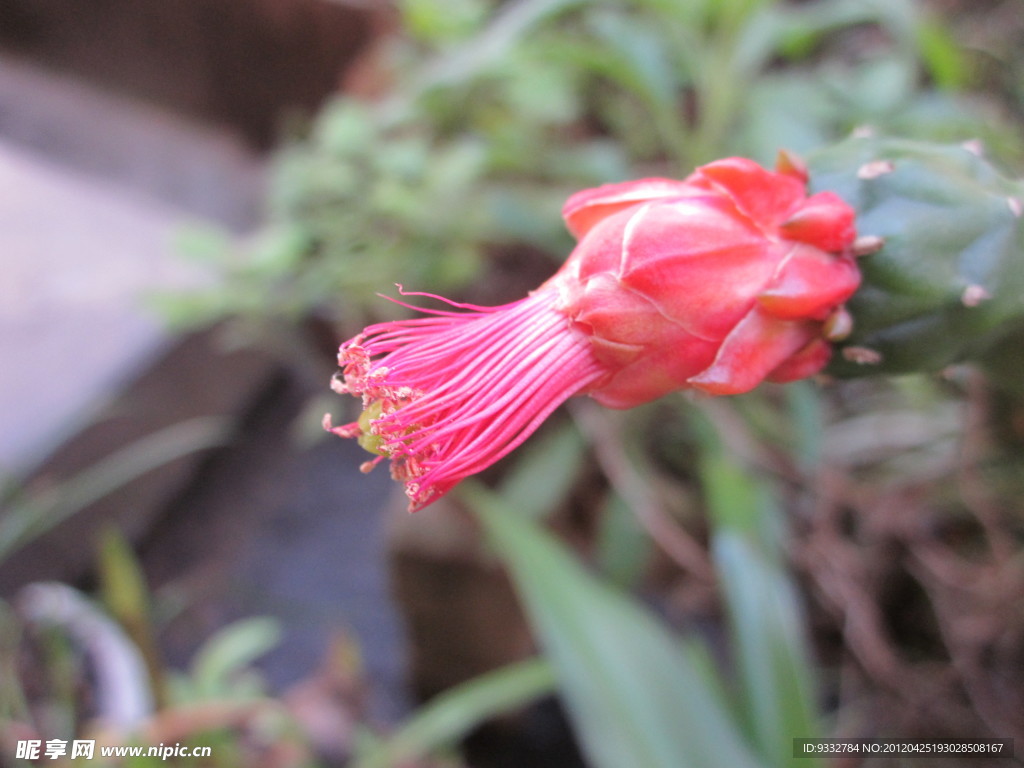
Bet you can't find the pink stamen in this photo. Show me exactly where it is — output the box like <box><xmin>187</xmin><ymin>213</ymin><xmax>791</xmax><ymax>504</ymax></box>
<box><xmin>333</xmin><ymin>289</ymin><xmax>608</xmax><ymax>511</ymax></box>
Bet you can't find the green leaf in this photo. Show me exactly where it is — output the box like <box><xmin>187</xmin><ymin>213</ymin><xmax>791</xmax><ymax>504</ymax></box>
<box><xmin>98</xmin><ymin>527</ymin><xmax>151</xmax><ymax>630</ymax></box>
<box><xmin>189</xmin><ymin>617</ymin><xmax>282</xmax><ymax>701</ymax></box>
<box><xmin>313</xmin><ymin>99</ymin><xmax>376</xmax><ymax>157</ymax></box>
<box><xmin>915</xmin><ymin>18</ymin><xmax>968</xmax><ymax>90</ymax></box>
<box><xmin>0</xmin><ymin>417</ymin><xmax>230</xmax><ymax>564</ymax></box>
<box><xmin>400</xmin><ymin>0</ymin><xmax>489</xmax><ymax>44</ymax></box>
<box><xmin>465</xmin><ymin>483</ymin><xmax>763</xmax><ymax>768</ymax></box>
<box><xmin>496</xmin><ymin>422</ymin><xmax>587</xmax><ymax>520</ymax></box>
<box><xmin>699</xmin><ymin>448</ymin><xmax>762</xmax><ymax>535</ymax></box>
<box><xmin>588</xmin><ymin>10</ymin><xmax>680</xmax><ymax>115</ymax></box>
<box><xmin>713</xmin><ymin>533</ymin><xmax>822</xmax><ymax>768</ymax></box>
<box><xmin>735</xmin><ymin>75</ymin><xmax>834</xmax><ymax>164</ymax></box>
<box><xmin>97</xmin><ymin>526</ymin><xmax>167</xmax><ymax>706</ymax></box>
<box><xmin>406</xmin><ymin>0</ymin><xmax>592</xmax><ymax>100</ymax></box>
<box><xmin>0</xmin><ymin>599</ymin><xmax>31</xmax><ymax>721</ymax></box>
<box><xmin>173</xmin><ymin>224</ymin><xmax>232</xmax><ymax>264</ymax></box>
<box><xmin>352</xmin><ymin>657</ymin><xmax>556</xmax><ymax>768</ymax></box>
<box><xmin>784</xmin><ymin>381</ymin><xmax>825</xmax><ymax>476</ymax></box>
<box><xmin>596</xmin><ymin>492</ymin><xmax>652</xmax><ymax>589</ymax></box>
<box><xmin>699</xmin><ymin>451</ymin><xmax>822</xmax><ymax>768</ymax></box>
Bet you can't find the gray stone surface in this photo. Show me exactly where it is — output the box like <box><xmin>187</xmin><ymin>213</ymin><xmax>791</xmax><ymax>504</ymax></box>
<box><xmin>0</xmin><ymin>53</ymin><xmax>265</xmax><ymax>477</ymax></box>
<box><xmin>0</xmin><ymin>52</ymin><xmax>266</xmax><ymax>227</ymax></box>
<box><xmin>0</xmin><ymin>139</ymin><xmax>207</xmax><ymax>476</ymax></box>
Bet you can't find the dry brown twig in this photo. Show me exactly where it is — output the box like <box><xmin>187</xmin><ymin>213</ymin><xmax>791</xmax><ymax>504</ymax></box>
<box><xmin>569</xmin><ymin>401</ymin><xmax>715</xmax><ymax>584</ymax></box>
<box><xmin>957</xmin><ymin>371</ymin><xmax>1016</xmax><ymax>564</ymax></box>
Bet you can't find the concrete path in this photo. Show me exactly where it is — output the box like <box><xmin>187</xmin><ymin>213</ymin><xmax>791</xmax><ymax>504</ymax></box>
<box><xmin>0</xmin><ymin>139</ymin><xmax>202</xmax><ymax>476</ymax></box>
<box><xmin>0</xmin><ymin>53</ymin><xmax>263</xmax><ymax>477</ymax></box>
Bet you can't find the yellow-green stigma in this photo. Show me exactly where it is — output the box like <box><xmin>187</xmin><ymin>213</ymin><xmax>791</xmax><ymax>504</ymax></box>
<box><xmin>356</xmin><ymin>400</ymin><xmax>387</xmax><ymax>456</ymax></box>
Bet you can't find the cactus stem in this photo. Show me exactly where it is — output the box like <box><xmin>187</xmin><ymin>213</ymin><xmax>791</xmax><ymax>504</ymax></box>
<box><xmin>841</xmin><ymin>346</ymin><xmax>883</xmax><ymax>365</ymax></box>
<box><xmin>811</xmin><ymin>136</ymin><xmax>1024</xmax><ymax>379</ymax></box>
<box><xmin>961</xmin><ymin>285</ymin><xmax>992</xmax><ymax>307</ymax></box>
<box><xmin>852</xmin><ymin>235</ymin><xmax>885</xmax><ymax>257</ymax></box>
<box><xmin>961</xmin><ymin>139</ymin><xmax>985</xmax><ymax>157</ymax></box>
<box><xmin>857</xmin><ymin>160</ymin><xmax>895</xmax><ymax>180</ymax></box>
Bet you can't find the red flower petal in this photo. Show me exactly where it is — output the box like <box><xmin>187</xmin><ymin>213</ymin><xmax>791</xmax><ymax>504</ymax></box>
<box><xmin>561</xmin><ymin>177</ymin><xmax>698</xmax><ymax>238</ymax></box>
<box><xmin>758</xmin><ymin>244</ymin><xmax>861</xmax><ymax>320</ymax></box>
<box><xmin>687</xmin><ymin>157</ymin><xmax>806</xmax><ymax>227</ymax></box>
<box><xmin>766</xmin><ymin>337</ymin><xmax>833</xmax><ymax>383</ymax></box>
<box><xmin>686</xmin><ymin>308</ymin><xmax>819</xmax><ymax>395</ymax></box>
<box><xmin>779</xmin><ymin>191</ymin><xmax>857</xmax><ymax>252</ymax></box>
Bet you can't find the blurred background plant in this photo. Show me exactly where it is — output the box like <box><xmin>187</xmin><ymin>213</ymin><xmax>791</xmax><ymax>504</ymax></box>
<box><xmin>160</xmin><ymin>0</ymin><xmax>1023</xmax><ymax>336</ymax></box>
<box><xmin>3</xmin><ymin>0</ymin><xmax>1023</xmax><ymax>765</ymax></box>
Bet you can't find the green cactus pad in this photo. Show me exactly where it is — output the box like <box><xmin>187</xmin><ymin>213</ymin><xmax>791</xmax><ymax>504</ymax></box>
<box><xmin>807</xmin><ymin>135</ymin><xmax>1024</xmax><ymax>381</ymax></box>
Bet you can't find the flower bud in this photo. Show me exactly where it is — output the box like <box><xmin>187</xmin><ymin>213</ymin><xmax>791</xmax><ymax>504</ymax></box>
<box><xmin>550</xmin><ymin>156</ymin><xmax>859</xmax><ymax>405</ymax></box>
<box><xmin>328</xmin><ymin>156</ymin><xmax>859</xmax><ymax>510</ymax></box>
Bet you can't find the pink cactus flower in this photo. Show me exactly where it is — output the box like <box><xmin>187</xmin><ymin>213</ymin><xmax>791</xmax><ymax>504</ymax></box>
<box><xmin>326</xmin><ymin>155</ymin><xmax>859</xmax><ymax>511</ymax></box>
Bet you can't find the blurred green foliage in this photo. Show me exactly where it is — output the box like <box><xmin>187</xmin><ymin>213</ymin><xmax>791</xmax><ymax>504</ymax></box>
<box><xmin>161</xmin><ymin>0</ymin><xmax>1019</xmax><ymax>334</ymax></box>
<box><xmin>0</xmin><ymin>531</ymin><xmax>311</xmax><ymax>768</ymax></box>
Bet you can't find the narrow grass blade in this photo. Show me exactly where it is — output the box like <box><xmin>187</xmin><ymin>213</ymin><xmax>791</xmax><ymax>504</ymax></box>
<box><xmin>353</xmin><ymin>657</ymin><xmax>556</xmax><ymax>768</ymax></box>
<box><xmin>464</xmin><ymin>483</ymin><xmax>762</xmax><ymax>768</ymax></box>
